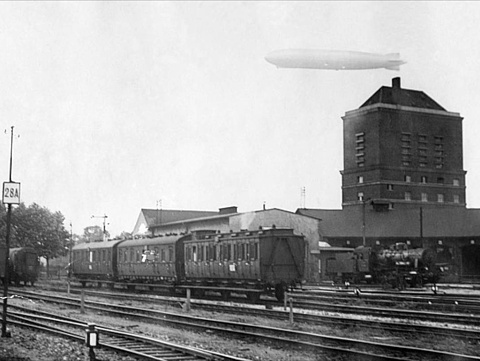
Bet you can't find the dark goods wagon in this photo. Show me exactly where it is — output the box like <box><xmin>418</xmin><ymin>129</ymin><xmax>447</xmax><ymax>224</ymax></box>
<box><xmin>183</xmin><ymin>228</ymin><xmax>305</xmax><ymax>301</ymax></box>
<box><xmin>0</xmin><ymin>247</ymin><xmax>40</xmax><ymax>286</ymax></box>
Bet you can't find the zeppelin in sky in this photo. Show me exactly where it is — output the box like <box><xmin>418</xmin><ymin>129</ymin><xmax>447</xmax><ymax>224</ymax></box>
<box><xmin>265</xmin><ymin>49</ymin><xmax>406</xmax><ymax>71</ymax></box>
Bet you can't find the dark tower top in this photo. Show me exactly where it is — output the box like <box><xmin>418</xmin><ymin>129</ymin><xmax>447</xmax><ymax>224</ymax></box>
<box><xmin>340</xmin><ymin>78</ymin><xmax>465</xmax><ymax>211</ymax></box>
<box><xmin>360</xmin><ymin>77</ymin><xmax>445</xmax><ymax>111</ymax></box>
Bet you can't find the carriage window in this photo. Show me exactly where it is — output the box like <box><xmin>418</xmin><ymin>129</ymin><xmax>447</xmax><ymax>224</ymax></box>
<box><xmin>249</xmin><ymin>243</ymin><xmax>258</xmax><ymax>260</ymax></box>
<box><xmin>210</xmin><ymin>244</ymin><xmax>216</xmax><ymax>261</ymax></box>
<box><xmin>241</xmin><ymin>244</ymin><xmax>246</xmax><ymax>260</ymax></box>
<box><xmin>154</xmin><ymin>247</ymin><xmax>159</xmax><ymax>261</ymax></box>
<box><xmin>161</xmin><ymin>248</ymin><xmax>165</xmax><ymax>262</ymax></box>
<box><xmin>168</xmin><ymin>246</ymin><xmax>173</xmax><ymax>262</ymax></box>
<box><xmin>102</xmin><ymin>250</ymin><xmax>106</xmax><ymax>262</ymax></box>
<box><xmin>136</xmin><ymin>249</ymin><xmax>141</xmax><ymax>262</ymax></box>
<box><xmin>192</xmin><ymin>246</ymin><xmax>197</xmax><ymax>262</ymax></box>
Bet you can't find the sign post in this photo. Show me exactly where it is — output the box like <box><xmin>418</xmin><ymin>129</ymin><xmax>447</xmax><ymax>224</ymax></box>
<box><xmin>2</xmin><ymin>126</ymin><xmax>19</xmax><ymax>338</ymax></box>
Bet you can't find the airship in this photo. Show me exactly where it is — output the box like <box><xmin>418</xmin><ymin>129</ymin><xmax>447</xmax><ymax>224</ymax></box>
<box><xmin>265</xmin><ymin>49</ymin><xmax>406</xmax><ymax>71</ymax></box>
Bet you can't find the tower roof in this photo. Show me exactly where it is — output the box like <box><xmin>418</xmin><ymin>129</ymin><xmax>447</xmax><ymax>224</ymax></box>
<box><xmin>360</xmin><ymin>77</ymin><xmax>446</xmax><ymax>111</ymax></box>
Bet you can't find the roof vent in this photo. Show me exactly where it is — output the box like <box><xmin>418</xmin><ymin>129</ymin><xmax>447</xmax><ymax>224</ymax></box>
<box><xmin>392</xmin><ymin>77</ymin><xmax>401</xmax><ymax>89</ymax></box>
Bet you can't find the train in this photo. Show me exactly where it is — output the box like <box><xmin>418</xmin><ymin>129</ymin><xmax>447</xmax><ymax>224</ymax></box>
<box><xmin>325</xmin><ymin>242</ymin><xmax>447</xmax><ymax>288</ymax></box>
<box><xmin>72</xmin><ymin>227</ymin><xmax>306</xmax><ymax>301</ymax></box>
<box><xmin>0</xmin><ymin>247</ymin><xmax>40</xmax><ymax>286</ymax></box>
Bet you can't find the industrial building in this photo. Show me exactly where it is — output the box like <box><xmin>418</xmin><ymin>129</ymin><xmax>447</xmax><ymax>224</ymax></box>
<box><xmin>299</xmin><ymin>77</ymin><xmax>480</xmax><ymax>283</ymax></box>
<box><xmin>133</xmin><ymin>78</ymin><xmax>480</xmax><ymax>284</ymax></box>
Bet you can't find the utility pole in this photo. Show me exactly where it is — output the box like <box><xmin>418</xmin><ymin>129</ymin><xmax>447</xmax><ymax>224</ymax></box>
<box><xmin>300</xmin><ymin>187</ymin><xmax>306</xmax><ymax>209</ymax></box>
<box><xmin>67</xmin><ymin>222</ymin><xmax>73</xmax><ymax>294</ymax></box>
<box><xmin>156</xmin><ymin>200</ymin><xmax>162</xmax><ymax>225</ymax></box>
<box><xmin>2</xmin><ymin>126</ymin><xmax>20</xmax><ymax>338</ymax></box>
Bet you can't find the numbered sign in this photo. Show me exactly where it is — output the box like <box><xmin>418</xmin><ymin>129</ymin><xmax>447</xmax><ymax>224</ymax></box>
<box><xmin>3</xmin><ymin>182</ymin><xmax>21</xmax><ymax>204</ymax></box>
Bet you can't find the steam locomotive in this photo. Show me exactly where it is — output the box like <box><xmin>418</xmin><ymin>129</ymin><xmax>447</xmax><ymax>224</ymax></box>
<box><xmin>72</xmin><ymin>228</ymin><xmax>306</xmax><ymax>301</ymax></box>
<box><xmin>326</xmin><ymin>242</ymin><xmax>445</xmax><ymax>288</ymax></box>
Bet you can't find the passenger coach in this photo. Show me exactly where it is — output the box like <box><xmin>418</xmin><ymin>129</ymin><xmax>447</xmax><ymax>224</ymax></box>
<box><xmin>116</xmin><ymin>235</ymin><xmax>181</xmax><ymax>283</ymax></box>
<box><xmin>72</xmin><ymin>239</ymin><xmax>123</xmax><ymax>284</ymax></box>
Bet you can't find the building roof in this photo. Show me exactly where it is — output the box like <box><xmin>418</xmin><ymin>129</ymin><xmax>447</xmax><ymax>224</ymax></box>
<box><xmin>296</xmin><ymin>207</ymin><xmax>480</xmax><ymax>238</ymax></box>
<box><xmin>360</xmin><ymin>77</ymin><xmax>446</xmax><ymax>111</ymax></box>
<box><xmin>141</xmin><ymin>208</ymin><xmax>219</xmax><ymax>228</ymax></box>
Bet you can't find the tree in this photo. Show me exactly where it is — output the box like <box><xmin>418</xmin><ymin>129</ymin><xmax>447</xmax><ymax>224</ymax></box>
<box><xmin>7</xmin><ymin>202</ymin><xmax>70</xmax><ymax>277</ymax></box>
<box><xmin>83</xmin><ymin>225</ymin><xmax>105</xmax><ymax>242</ymax></box>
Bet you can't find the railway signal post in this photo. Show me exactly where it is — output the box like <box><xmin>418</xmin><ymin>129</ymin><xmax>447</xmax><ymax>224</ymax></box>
<box><xmin>2</xmin><ymin>126</ymin><xmax>20</xmax><ymax>338</ymax></box>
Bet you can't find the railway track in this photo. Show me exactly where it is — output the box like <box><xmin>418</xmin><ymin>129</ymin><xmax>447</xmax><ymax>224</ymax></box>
<box><xmin>13</xmin><ymin>287</ymin><xmax>480</xmax><ymax>340</ymax></box>
<box><xmin>7</xmin><ymin>289</ymin><xmax>480</xmax><ymax>361</ymax></box>
<box><xmin>292</xmin><ymin>288</ymin><xmax>480</xmax><ymax>313</ymax></box>
<box><xmin>7</xmin><ymin>307</ymin><xmax>248</xmax><ymax>361</ymax></box>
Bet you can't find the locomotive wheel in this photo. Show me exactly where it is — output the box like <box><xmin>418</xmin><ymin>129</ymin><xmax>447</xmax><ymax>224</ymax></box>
<box><xmin>275</xmin><ymin>282</ymin><xmax>287</xmax><ymax>301</ymax></box>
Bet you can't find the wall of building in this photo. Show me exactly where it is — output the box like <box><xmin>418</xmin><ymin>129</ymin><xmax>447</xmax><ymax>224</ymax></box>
<box><xmin>152</xmin><ymin>218</ymin><xmax>230</xmax><ymax>236</ymax></box>
<box><xmin>342</xmin><ymin>105</ymin><xmax>465</xmax><ymax>209</ymax></box>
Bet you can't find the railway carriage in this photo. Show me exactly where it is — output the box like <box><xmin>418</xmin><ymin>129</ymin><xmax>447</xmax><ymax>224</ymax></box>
<box><xmin>0</xmin><ymin>247</ymin><xmax>40</xmax><ymax>286</ymax></box>
<box><xmin>116</xmin><ymin>235</ymin><xmax>180</xmax><ymax>283</ymax></box>
<box><xmin>71</xmin><ymin>227</ymin><xmax>305</xmax><ymax>301</ymax></box>
<box><xmin>72</xmin><ymin>239</ymin><xmax>123</xmax><ymax>283</ymax></box>
<box><xmin>183</xmin><ymin>228</ymin><xmax>305</xmax><ymax>299</ymax></box>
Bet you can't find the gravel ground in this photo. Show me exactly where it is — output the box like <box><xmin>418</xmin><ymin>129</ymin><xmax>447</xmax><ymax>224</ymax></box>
<box><xmin>0</xmin><ymin>326</ymin><xmax>137</xmax><ymax>361</ymax></box>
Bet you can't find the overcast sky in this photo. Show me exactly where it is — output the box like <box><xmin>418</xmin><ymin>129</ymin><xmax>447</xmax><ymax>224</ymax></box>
<box><xmin>1</xmin><ymin>2</ymin><xmax>480</xmax><ymax>236</ymax></box>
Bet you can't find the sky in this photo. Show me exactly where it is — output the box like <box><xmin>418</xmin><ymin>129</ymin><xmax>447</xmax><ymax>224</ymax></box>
<box><xmin>1</xmin><ymin>2</ymin><xmax>480</xmax><ymax>237</ymax></box>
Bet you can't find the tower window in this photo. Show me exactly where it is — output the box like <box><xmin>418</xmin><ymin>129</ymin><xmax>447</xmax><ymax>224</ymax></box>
<box><xmin>453</xmin><ymin>195</ymin><xmax>460</xmax><ymax>203</ymax></box>
<box><xmin>453</xmin><ymin>178</ymin><xmax>460</xmax><ymax>186</ymax></box>
<box><xmin>404</xmin><ymin>175</ymin><xmax>411</xmax><ymax>182</ymax></box>
<box><xmin>404</xmin><ymin>192</ymin><xmax>411</xmax><ymax>201</ymax></box>
<box><xmin>387</xmin><ymin>184</ymin><xmax>394</xmax><ymax>191</ymax></box>
<box><xmin>421</xmin><ymin>193</ymin><xmax>428</xmax><ymax>202</ymax></box>
<box><xmin>401</xmin><ymin>132</ymin><xmax>411</xmax><ymax>141</ymax></box>
<box><xmin>357</xmin><ymin>192</ymin><xmax>364</xmax><ymax>201</ymax></box>
<box><xmin>437</xmin><ymin>177</ymin><xmax>444</xmax><ymax>184</ymax></box>
<box><xmin>437</xmin><ymin>194</ymin><xmax>444</xmax><ymax>203</ymax></box>
<box><xmin>357</xmin><ymin>176</ymin><xmax>364</xmax><ymax>184</ymax></box>
<box><xmin>421</xmin><ymin>176</ymin><xmax>427</xmax><ymax>183</ymax></box>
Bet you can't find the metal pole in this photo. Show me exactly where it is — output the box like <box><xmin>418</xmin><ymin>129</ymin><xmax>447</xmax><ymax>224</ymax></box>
<box><xmin>2</xmin><ymin>126</ymin><xmax>15</xmax><ymax>338</ymax></box>
<box><xmin>2</xmin><ymin>204</ymin><xmax>12</xmax><ymax>338</ymax></box>
<box><xmin>68</xmin><ymin>223</ymin><xmax>73</xmax><ymax>294</ymax></box>
<box><xmin>362</xmin><ymin>200</ymin><xmax>366</xmax><ymax>246</ymax></box>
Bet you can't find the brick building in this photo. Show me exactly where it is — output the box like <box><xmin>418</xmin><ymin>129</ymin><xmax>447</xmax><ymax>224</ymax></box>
<box><xmin>341</xmin><ymin>77</ymin><xmax>466</xmax><ymax>210</ymax></box>
<box><xmin>299</xmin><ymin>77</ymin><xmax>480</xmax><ymax>283</ymax></box>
